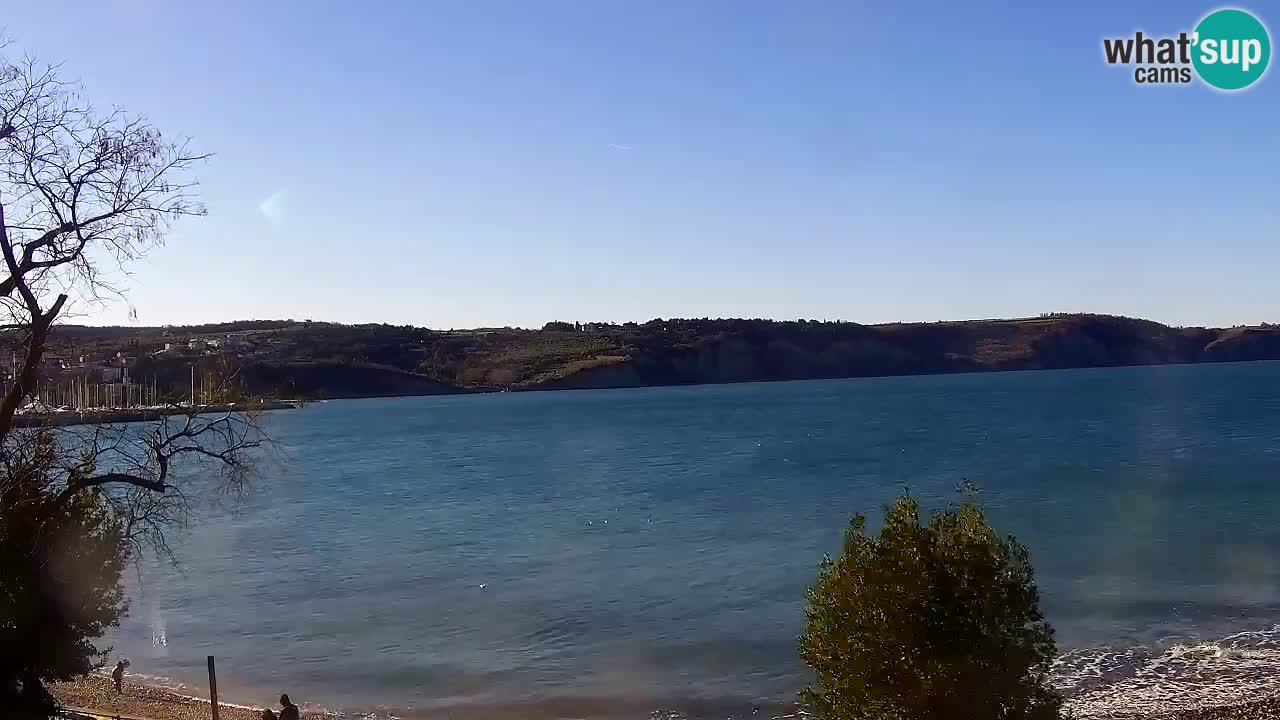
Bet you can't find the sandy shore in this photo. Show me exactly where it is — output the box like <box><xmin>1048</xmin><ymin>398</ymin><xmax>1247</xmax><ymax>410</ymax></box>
<box><xmin>51</xmin><ymin>675</ymin><xmax>323</xmax><ymax>720</ymax></box>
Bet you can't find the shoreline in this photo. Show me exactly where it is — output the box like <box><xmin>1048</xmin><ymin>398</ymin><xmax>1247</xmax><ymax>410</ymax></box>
<box><xmin>14</xmin><ymin>400</ymin><xmax>298</xmax><ymax>428</ymax></box>
<box><xmin>53</xmin><ymin>675</ymin><xmax>324</xmax><ymax>720</ymax></box>
<box><xmin>51</xmin><ymin>674</ymin><xmax>1280</xmax><ymax>720</ymax></box>
<box><xmin>28</xmin><ymin>359</ymin><xmax>1280</xmax><ymax>414</ymax></box>
<box><xmin>54</xmin><ymin>675</ymin><xmax>269</xmax><ymax>720</ymax></box>
<box><xmin>245</xmin><ymin>358</ymin><xmax>1280</xmax><ymax>399</ymax></box>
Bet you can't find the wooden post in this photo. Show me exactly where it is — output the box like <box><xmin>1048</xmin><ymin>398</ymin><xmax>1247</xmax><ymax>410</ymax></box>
<box><xmin>207</xmin><ymin>655</ymin><xmax>220</xmax><ymax>720</ymax></box>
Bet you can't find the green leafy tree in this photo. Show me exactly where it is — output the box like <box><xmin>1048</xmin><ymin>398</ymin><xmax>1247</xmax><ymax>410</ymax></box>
<box><xmin>0</xmin><ymin>432</ymin><xmax>129</xmax><ymax>713</ymax></box>
<box><xmin>799</xmin><ymin>491</ymin><xmax>1063</xmax><ymax>720</ymax></box>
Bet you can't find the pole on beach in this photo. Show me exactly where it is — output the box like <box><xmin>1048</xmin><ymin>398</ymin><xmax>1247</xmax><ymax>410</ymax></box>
<box><xmin>207</xmin><ymin>655</ymin><xmax>220</xmax><ymax>720</ymax></box>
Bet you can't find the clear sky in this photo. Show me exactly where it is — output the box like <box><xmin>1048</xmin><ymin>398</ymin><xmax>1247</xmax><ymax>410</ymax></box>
<box><xmin>5</xmin><ymin>1</ymin><xmax>1276</xmax><ymax>329</ymax></box>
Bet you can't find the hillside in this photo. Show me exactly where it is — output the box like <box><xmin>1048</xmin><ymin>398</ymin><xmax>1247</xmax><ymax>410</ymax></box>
<box><xmin>36</xmin><ymin>314</ymin><xmax>1280</xmax><ymax>399</ymax></box>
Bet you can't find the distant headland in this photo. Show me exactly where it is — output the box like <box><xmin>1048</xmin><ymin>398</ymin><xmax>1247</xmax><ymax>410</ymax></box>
<box><xmin>29</xmin><ymin>314</ymin><xmax>1280</xmax><ymax>401</ymax></box>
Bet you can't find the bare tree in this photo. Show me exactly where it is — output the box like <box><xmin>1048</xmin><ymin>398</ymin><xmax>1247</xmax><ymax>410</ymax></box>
<box><xmin>0</xmin><ymin>49</ymin><xmax>266</xmax><ymax>706</ymax></box>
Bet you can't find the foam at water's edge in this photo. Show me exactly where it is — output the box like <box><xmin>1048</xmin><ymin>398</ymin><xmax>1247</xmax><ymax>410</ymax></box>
<box><xmin>1057</xmin><ymin>624</ymin><xmax>1280</xmax><ymax>718</ymax></box>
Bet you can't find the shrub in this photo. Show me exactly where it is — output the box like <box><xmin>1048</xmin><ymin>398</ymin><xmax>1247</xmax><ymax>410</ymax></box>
<box><xmin>799</xmin><ymin>491</ymin><xmax>1063</xmax><ymax>720</ymax></box>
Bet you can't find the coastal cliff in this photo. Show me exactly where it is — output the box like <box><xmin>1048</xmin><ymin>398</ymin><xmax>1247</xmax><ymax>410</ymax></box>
<box><xmin>511</xmin><ymin>315</ymin><xmax>1280</xmax><ymax>391</ymax></box>
<box><xmin>48</xmin><ymin>314</ymin><xmax>1280</xmax><ymax>399</ymax></box>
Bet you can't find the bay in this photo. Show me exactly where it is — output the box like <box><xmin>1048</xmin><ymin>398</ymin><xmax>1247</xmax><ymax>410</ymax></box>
<box><xmin>110</xmin><ymin>361</ymin><xmax>1280</xmax><ymax>718</ymax></box>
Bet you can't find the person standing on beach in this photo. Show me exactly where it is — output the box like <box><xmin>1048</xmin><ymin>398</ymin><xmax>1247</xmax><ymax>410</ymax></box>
<box><xmin>111</xmin><ymin>660</ymin><xmax>127</xmax><ymax>693</ymax></box>
<box><xmin>279</xmin><ymin>693</ymin><xmax>300</xmax><ymax>720</ymax></box>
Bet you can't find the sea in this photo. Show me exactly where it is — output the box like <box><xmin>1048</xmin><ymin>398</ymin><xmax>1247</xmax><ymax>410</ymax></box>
<box><xmin>107</xmin><ymin>361</ymin><xmax>1280</xmax><ymax>719</ymax></box>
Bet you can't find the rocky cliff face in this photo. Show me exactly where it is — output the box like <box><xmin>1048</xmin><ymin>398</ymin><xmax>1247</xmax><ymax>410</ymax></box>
<box><xmin>1201</xmin><ymin>327</ymin><xmax>1280</xmax><ymax>362</ymax></box>
<box><xmin>519</xmin><ymin>319</ymin><xmax>1280</xmax><ymax>391</ymax></box>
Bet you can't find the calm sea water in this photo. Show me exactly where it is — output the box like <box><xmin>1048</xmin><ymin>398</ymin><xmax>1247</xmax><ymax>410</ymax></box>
<box><xmin>110</xmin><ymin>362</ymin><xmax>1280</xmax><ymax>718</ymax></box>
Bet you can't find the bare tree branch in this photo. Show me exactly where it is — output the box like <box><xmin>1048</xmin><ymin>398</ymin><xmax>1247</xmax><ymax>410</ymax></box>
<box><xmin>0</xmin><ymin>48</ymin><xmax>265</xmax><ymax>562</ymax></box>
<box><xmin>55</xmin><ymin>471</ymin><xmax>166</xmax><ymax>502</ymax></box>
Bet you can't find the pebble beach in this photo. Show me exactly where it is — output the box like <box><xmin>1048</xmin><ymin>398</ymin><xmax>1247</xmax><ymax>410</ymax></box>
<box><xmin>52</xmin><ymin>675</ymin><xmax>320</xmax><ymax>720</ymax></box>
<box><xmin>49</xmin><ymin>674</ymin><xmax>1280</xmax><ymax>720</ymax></box>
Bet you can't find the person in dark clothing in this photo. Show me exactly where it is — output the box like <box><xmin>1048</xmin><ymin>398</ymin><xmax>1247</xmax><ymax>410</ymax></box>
<box><xmin>261</xmin><ymin>710</ymin><xmax>278</xmax><ymax>720</ymax></box>
<box><xmin>111</xmin><ymin>660</ymin><xmax>127</xmax><ymax>693</ymax></box>
<box><xmin>279</xmin><ymin>693</ymin><xmax>300</xmax><ymax>720</ymax></box>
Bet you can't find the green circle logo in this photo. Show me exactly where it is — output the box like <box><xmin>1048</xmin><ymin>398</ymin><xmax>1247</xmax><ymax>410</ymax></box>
<box><xmin>1192</xmin><ymin>8</ymin><xmax>1271</xmax><ymax>90</ymax></box>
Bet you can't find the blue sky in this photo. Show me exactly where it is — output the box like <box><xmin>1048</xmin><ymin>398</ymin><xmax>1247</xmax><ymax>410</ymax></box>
<box><xmin>5</xmin><ymin>1</ymin><xmax>1276</xmax><ymax>328</ymax></box>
